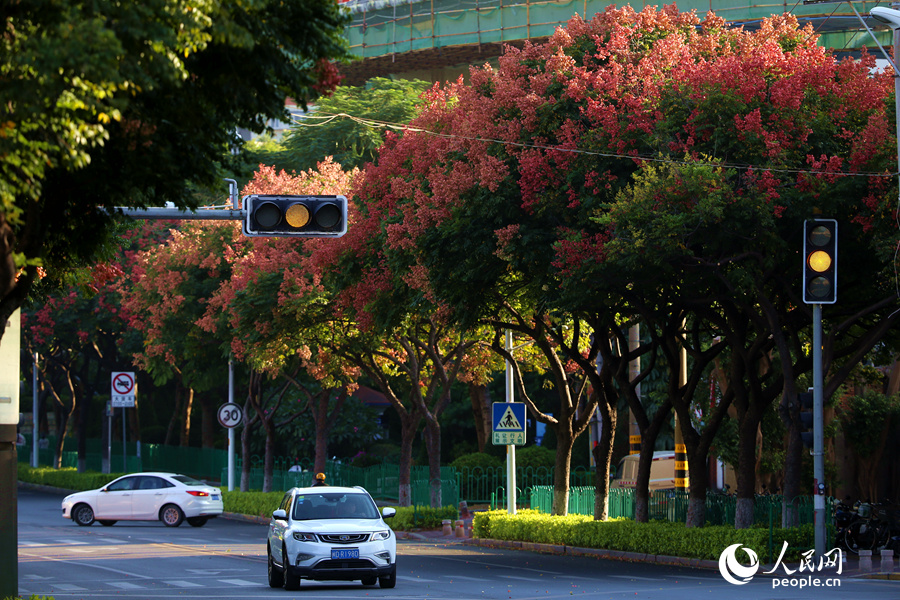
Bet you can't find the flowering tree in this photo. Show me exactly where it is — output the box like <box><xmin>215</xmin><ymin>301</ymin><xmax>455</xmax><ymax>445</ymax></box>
<box><xmin>349</xmin><ymin>6</ymin><xmax>900</xmax><ymax>526</ymax></box>
<box><xmin>199</xmin><ymin>160</ymin><xmax>362</xmax><ymax>491</ymax></box>
<box><xmin>120</xmin><ymin>221</ymin><xmax>243</xmax><ymax>448</ymax></box>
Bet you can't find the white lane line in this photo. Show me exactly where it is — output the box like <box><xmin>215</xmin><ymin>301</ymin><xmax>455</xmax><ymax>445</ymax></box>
<box><xmin>56</xmin><ymin>539</ymin><xmax>89</xmax><ymax>545</ymax></box>
<box><xmin>442</xmin><ymin>575</ymin><xmax>490</xmax><ymax>582</ymax></box>
<box><xmin>609</xmin><ymin>575</ymin><xmax>665</xmax><ymax>581</ymax></box>
<box><xmin>506</xmin><ymin>575</ymin><xmax>543</xmax><ymax>582</ymax></box>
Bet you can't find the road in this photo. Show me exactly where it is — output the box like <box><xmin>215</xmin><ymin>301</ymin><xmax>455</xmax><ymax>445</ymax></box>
<box><xmin>17</xmin><ymin>486</ymin><xmax>900</xmax><ymax>599</ymax></box>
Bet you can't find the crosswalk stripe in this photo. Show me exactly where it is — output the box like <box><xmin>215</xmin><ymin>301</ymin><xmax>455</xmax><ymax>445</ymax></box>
<box><xmin>166</xmin><ymin>580</ymin><xmax>203</xmax><ymax>588</ymax></box>
<box><xmin>218</xmin><ymin>578</ymin><xmax>258</xmax><ymax>586</ymax></box>
<box><xmin>50</xmin><ymin>584</ymin><xmax>88</xmax><ymax>591</ymax></box>
<box><xmin>397</xmin><ymin>575</ymin><xmax>439</xmax><ymax>583</ymax></box>
<box><xmin>109</xmin><ymin>582</ymin><xmax>144</xmax><ymax>589</ymax></box>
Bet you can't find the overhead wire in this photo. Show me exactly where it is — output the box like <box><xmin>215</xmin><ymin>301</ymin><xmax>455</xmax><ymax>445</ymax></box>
<box><xmin>292</xmin><ymin>111</ymin><xmax>895</xmax><ymax>179</ymax></box>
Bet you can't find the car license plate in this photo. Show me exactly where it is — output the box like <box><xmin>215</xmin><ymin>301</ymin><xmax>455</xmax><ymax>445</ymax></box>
<box><xmin>331</xmin><ymin>548</ymin><xmax>359</xmax><ymax>560</ymax></box>
<box><xmin>211</xmin><ymin>494</ymin><xmax>220</xmax><ymax>500</ymax></box>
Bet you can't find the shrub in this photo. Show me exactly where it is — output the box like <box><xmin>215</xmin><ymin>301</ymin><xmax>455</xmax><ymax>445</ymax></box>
<box><xmin>472</xmin><ymin>510</ymin><xmax>813</xmax><ymax>563</ymax></box>
<box><xmin>450</xmin><ymin>452</ymin><xmax>503</xmax><ymax>470</ymax></box>
<box><xmin>514</xmin><ymin>445</ymin><xmax>555</xmax><ymax>469</ymax></box>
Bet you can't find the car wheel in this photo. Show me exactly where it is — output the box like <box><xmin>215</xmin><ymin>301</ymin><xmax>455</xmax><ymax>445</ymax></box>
<box><xmin>267</xmin><ymin>545</ymin><xmax>284</xmax><ymax>588</ymax></box>
<box><xmin>186</xmin><ymin>517</ymin><xmax>208</xmax><ymax>527</ymax></box>
<box><xmin>283</xmin><ymin>545</ymin><xmax>301</xmax><ymax>590</ymax></box>
<box><xmin>99</xmin><ymin>520</ymin><xmax>117</xmax><ymax>527</ymax></box>
<box><xmin>160</xmin><ymin>504</ymin><xmax>185</xmax><ymax>527</ymax></box>
<box><xmin>72</xmin><ymin>504</ymin><xmax>95</xmax><ymax>526</ymax></box>
<box><xmin>379</xmin><ymin>564</ymin><xmax>397</xmax><ymax>589</ymax></box>
<box><xmin>361</xmin><ymin>576</ymin><xmax>377</xmax><ymax>586</ymax></box>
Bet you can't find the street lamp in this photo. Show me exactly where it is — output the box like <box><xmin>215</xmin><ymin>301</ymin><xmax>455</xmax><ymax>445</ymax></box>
<box><xmin>869</xmin><ymin>7</ymin><xmax>900</xmax><ymax>179</ymax></box>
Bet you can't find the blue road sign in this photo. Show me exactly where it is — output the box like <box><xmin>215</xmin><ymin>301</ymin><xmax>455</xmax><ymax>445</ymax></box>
<box><xmin>492</xmin><ymin>402</ymin><xmax>526</xmax><ymax>446</ymax></box>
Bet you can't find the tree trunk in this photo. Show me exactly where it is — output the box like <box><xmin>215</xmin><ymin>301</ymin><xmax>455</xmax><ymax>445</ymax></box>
<box><xmin>240</xmin><ymin>410</ymin><xmax>252</xmax><ymax>492</ymax></box>
<box><xmin>592</xmin><ymin>399</ymin><xmax>615</xmax><ymax>521</ymax></box>
<box><xmin>469</xmin><ymin>384</ymin><xmax>492</xmax><ymax>453</ymax></box>
<box><xmin>734</xmin><ymin>408</ymin><xmax>761</xmax><ymax>529</ymax></box>
<box><xmin>398</xmin><ymin>419</ymin><xmax>417</xmax><ymax>506</ymax></box>
<box><xmin>424</xmin><ymin>417</ymin><xmax>442</xmax><ymax>508</ymax></box>
<box><xmin>180</xmin><ymin>387</ymin><xmax>194</xmax><ymax>447</ymax></box>
<box><xmin>552</xmin><ymin>428</ymin><xmax>573</xmax><ymax>516</ymax></box>
<box><xmin>685</xmin><ymin>454</ymin><xmax>709</xmax><ymax>527</ymax></box>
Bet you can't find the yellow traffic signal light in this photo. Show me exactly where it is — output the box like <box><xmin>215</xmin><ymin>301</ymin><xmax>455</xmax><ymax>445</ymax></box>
<box><xmin>802</xmin><ymin>219</ymin><xmax>837</xmax><ymax>304</ymax></box>
<box><xmin>243</xmin><ymin>195</ymin><xmax>346</xmax><ymax>238</ymax></box>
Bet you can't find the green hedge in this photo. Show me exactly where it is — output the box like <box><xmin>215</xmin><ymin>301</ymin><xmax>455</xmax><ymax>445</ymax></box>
<box><xmin>473</xmin><ymin>509</ymin><xmax>814</xmax><ymax>563</ymax></box>
<box><xmin>17</xmin><ymin>465</ymin><xmax>120</xmax><ymax>491</ymax></box>
<box><xmin>221</xmin><ymin>490</ymin><xmax>457</xmax><ymax>531</ymax></box>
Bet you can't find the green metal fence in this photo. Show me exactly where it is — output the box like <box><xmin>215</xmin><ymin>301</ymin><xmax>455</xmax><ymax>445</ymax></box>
<box><xmin>527</xmin><ymin>486</ymin><xmax>825</xmax><ymax>528</ymax></box>
<box><xmin>456</xmin><ymin>465</ymin><xmax>592</xmax><ymax>504</ymax></box>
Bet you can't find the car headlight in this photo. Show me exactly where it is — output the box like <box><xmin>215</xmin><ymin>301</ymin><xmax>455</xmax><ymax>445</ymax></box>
<box><xmin>293</xmin><ymin>532</ymin><xmax>317</xmax><ymax>542</ymax></box>
<box><xmin>370</xmin><ymin>530</ymin><xmax>391</xmax><ymax>542</ymax></box>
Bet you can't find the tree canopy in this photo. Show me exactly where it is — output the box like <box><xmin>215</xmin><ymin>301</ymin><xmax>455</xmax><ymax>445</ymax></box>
<box><xmin>345</xmin><ymin>6</ymin><xmax>900</xmax><ymax>520</ymax></box>
<box><xmin>1</xmin><ymin>0</ymin><xmax>351</xmax><ymax>338</ymax></box>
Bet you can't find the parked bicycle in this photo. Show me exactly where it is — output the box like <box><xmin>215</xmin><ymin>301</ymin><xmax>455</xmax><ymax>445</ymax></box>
<box><xmin>836</xmin><ymin>499</ymin><xmax>898</xmax><ymax>554</ymax></box>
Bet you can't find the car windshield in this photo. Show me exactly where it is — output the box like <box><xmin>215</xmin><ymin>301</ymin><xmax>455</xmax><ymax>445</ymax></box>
<box><xmin>291</xmin><ymin>492</ymin><xmax>380</xmax><ymax>520</ymax></box>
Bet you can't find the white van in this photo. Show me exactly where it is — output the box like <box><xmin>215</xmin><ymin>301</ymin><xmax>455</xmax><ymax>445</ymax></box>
<box><xmin>610</xmin><ymin>451</ymin><xmax>676</xmax><ymax>490</ymax></box>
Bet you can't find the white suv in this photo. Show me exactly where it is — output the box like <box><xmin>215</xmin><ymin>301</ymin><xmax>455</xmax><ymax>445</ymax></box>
<box><xmin>267</xmin><ymin>486</ymin><xmax>397</xmax><ymax>590</ymax></box>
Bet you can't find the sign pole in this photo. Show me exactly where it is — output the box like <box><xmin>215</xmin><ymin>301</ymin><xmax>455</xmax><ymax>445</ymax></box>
<box><xmin>228</xmin><ymin>357</ymin><xmax>235</xmax><ymax>491</ymax></box>
<box><xmin>813</xmin><ymin>303</ymin><xmax>826</xmax><ymax>558</ymax></box>
<box><xmin>505</xmin><ymin>330</ymin><xmax>516</xmax><ymax>515</ymax></box>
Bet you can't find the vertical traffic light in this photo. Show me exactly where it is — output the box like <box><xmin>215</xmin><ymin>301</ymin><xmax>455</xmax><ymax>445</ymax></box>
<box><xmin>802</xmin><ymin>219</ymin><xmax>837</xmax><ymax>304</ymax></box>
<box><xmin>243</xmin><ymin>195</ymin><xmax>347</xmax><ymax>238</ymax></box>
<box><xmin>798</xmin><ymin>390</ymin><xmax>814</xmax><ymax>449</ymax></box>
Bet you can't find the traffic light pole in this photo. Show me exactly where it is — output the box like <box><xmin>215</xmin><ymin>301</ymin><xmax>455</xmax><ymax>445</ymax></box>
<box><xmin>812</xmin><ymin>303</ymin><xmax>826</xmax><ymax>558</ymax></box>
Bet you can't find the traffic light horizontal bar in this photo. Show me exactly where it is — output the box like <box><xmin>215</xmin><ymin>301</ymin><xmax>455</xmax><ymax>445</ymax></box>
<box><xmin>113</xmin><ymin>207</ymin><xmax>245</xmax><ymax>221</ymax></box>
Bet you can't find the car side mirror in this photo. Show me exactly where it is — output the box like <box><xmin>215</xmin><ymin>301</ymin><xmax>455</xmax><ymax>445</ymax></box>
<box><xmin>381</xmin><ymin>507</ymin><xmax>396</xmax><ymax>519</ymax></box>
<box><xmin>272</xmin><ymin>509</ymin><xmax>287</xmax><ymax>520</ymax></box>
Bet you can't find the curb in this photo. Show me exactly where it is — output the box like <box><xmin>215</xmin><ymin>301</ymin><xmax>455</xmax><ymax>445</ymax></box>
<box><xmin>465</xmin><ymin>538</ymin><xmax>718</xmax><ymax>570</ymax></box>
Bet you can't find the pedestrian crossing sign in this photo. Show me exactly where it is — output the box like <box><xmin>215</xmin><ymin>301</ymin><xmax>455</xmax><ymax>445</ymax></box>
<box><xmin>492</xmin><ymin>402</ymin><xmax>526</xmax><ymax>446</ymax></box>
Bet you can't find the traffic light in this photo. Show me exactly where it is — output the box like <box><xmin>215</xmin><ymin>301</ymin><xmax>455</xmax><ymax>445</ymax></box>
<box><xmin>802</xmin><ymin>219</ymin><xmax>837</xmax><ymax>304</ymax></box>
<box><xmin>798</xmin><ymin>390</ymin><xmax>814</xmax><ymax>449</ymax></box>
<box><xmin>243</xmin><ymin>195</ymin><xmax>347</xmax><ymax>238</ymax></box>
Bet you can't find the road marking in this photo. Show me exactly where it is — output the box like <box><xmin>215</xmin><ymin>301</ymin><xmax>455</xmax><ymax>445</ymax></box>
<box><xmin>50</xmin><ymin>584</ymin><xmax>88</xmax><ymax>591</ymax></box>
<box><xmin>21</xmin><ymin>575</ymin><xmax>51</xmax><ymax>580</ymax></box>
<box><xmin>609</xmin><ymin>575</ymin><xmax>664</xmax><ymax>581</ymax></box>
<box><xmin>506</xmin><ymin>575</ymin><xmax>543</xmax><ymax>582</ymax></box>
<box><xmin>166</xmin><ymin>580</ymin><xmax>204</xmax><ymax>588</ymax></box>
<box><xmin>397</xmin><ymin>575</ymin><xmax>439</xmax><ymax>583</ymax></box>
<box><xmin>218</xmin><ymin>578</ymin><xmax>258</xmax><ymax>586</ymax></box>
<box><xmin>56</xmin><ymin>538</ymin><xmax>89</xmax><ymax>545</ymax></box>
<box><xmin>442</xmin><ymin>575</ymin><xmax>490</xmax><ymax>582</ymax></box>
<box><xmin>109</xmin><ymin>582</ymin><xmax>144</xmax><ymax>589</ymax></box>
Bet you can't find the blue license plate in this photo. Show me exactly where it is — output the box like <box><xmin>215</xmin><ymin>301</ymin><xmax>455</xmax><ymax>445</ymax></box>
<box><xmin>331</xmin><ymin>548</ymin><xmax>359</xmax><ymax>560</ymax></box>
<box><xmin>211</xmin><ymin>495</ymin><xmax>220</xmax><ymax>500</ymax></box>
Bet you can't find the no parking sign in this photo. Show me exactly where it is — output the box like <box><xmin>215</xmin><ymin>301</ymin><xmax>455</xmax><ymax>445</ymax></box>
<box><xmin>111</xmin><ymin>372</ymin><xmax>136</xmax><ymax>407</ymax></box>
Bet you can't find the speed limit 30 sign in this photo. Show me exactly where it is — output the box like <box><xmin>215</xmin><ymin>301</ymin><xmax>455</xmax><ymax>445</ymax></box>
<box><xmin>217</xmin><ymin>403</ymin><xmax>244</xmax><ymax>429</ymax></box>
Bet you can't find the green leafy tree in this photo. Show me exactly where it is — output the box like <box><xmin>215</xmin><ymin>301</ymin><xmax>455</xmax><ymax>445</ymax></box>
<box><xmin>278</xmin><ymin>78</ymin><xmax>431</xmax><ymax>173</ymax></box>
<box><xmin>835</xmin><ymin>391</ymin><xmax>900</xmax><ymax>501</ymax></box>
<box><xmin>1</xmin><ymin>0</ymin><xmax>350</xmax><ymax>339</ymax></box>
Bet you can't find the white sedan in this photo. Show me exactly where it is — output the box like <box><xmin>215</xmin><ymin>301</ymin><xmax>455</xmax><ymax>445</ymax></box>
<box><xmin>61</xmin><ymin>472</ymin><xmax>223</xmax><ymax>527</ymax></box>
